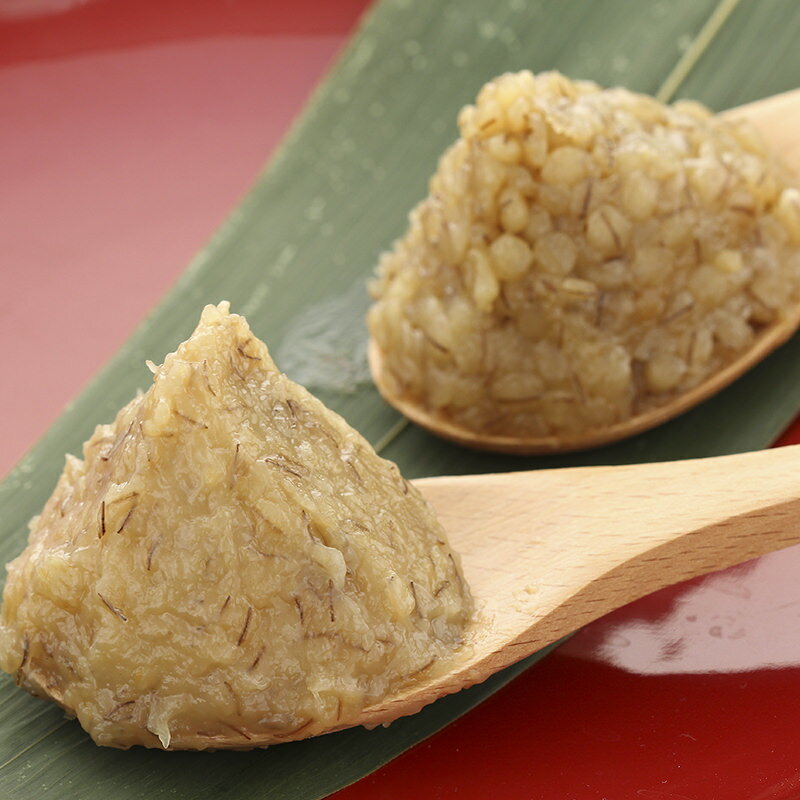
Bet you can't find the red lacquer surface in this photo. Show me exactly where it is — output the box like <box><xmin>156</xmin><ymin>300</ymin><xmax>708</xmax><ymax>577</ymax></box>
<box><xmin>0</xmin><ymin>0</ymin><xmax>370</xmax><ymax>478</ymax></box>
<box><xmin>4</xmin><ymin>2</ymin><xmax>800</xmax><ymax>799</ymax></box>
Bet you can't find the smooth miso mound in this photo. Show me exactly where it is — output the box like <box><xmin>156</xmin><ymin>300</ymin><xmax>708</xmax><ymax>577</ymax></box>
<box><xmin>0</xmin><ymin>303</ymin><xmax>472</xmax><ymax>749</ymax></box>
<box><xmin>368</xmin><ymin>71</ymin><xmax>800</xmax><ymax>439</ymax></box>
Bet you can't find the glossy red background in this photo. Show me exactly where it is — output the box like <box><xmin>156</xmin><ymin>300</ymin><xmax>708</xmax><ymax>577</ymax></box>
<box><xmin>3</xmin><ymin>2</ymin><xmax>800</xmax><ymax>798</ymax></box>
<box><xmin>0</xmin><ymin>0</ymin><xmax>369</xmax><ymax>478</ymax></box>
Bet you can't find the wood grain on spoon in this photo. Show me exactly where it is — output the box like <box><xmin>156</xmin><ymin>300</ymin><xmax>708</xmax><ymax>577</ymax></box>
<box><xmin>369</xmin><ymin>88</ymin><xmax>800</xmax><ymax>454</ymax></box>
<box><xmin>357</xmin><ymin>444</ymin><xmax>800</xmax><ymax>728</ymax></box>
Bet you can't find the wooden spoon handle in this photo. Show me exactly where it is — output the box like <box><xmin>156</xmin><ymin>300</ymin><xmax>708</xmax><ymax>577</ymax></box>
<box><xmin>363</xmin><ymin>445</ymin><xmax>800</xmax><ymax>723</ymax></box>
<box><xmin>727</xmin><ymin>88</ymin><xmax>800</xmax><ymax>170</ymax></box>
<box><xmin>420</xmin><ymin>444</ymin><xmax>800</xmax><ymax>652</ymax></box>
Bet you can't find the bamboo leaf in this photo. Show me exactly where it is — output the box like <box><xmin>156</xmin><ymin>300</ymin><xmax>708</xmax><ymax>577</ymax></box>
<box><xmin>2</xmin><ymin>1</ymin><xmax>799</xmax><ymax>797</ymax></box>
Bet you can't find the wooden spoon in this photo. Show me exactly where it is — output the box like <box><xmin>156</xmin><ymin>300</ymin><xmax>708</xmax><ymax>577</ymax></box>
<box><xmin>24</xmin><ymin>444</ymin><xmax>800</xmax><ymax>748</ymax></box>
<box><xmin>369</xmin><ymin>89</ymin><xmax>800</xmax><ymax>454</ymax></box>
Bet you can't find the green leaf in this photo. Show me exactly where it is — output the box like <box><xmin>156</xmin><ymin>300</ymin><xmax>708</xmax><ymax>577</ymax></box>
<box><xmin>2</xmin><ymin>0</ymin><xmax>800</xmax><ymax>797</ymax></box>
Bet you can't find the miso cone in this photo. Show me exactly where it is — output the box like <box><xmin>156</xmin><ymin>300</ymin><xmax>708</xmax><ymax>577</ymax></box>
<box><xmin>0</xmin><ymin>303</ymin><xmax>471</xmax><ymax>750</ymax></box>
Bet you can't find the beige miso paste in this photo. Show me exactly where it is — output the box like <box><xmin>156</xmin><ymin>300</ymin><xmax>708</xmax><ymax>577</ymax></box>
<box><xmin>368</xmin><ymin>71</ymin><xmax>800</xmax><ymax>439</ymax></box>
<box><xmin>0</xmin><ymin>302</ymin><xmax>472</xmax><ymax>749</ymax></box>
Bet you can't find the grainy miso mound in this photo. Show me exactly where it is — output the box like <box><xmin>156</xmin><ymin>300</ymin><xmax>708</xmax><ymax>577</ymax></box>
<box><xmin>0</xmin><ymin>303</ymin><xmax>471</xmax><ymax>749</ymax></box>
<box><xmin>368</xmin><ymin>71</ymin><xmax>800</xmax><ymax>439</ymax></box>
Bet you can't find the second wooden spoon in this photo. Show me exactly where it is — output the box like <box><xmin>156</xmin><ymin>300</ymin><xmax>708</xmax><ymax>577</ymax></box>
<box><xmin>369</xmin><ymin>89</ymin><xmax>800</xmax><ymax>454</ymax></box>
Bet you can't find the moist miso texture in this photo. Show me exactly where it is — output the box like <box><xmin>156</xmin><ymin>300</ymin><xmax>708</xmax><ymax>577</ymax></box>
<box><xmin>0</xmin><ymin>303</ymin><xmax>472</xmax><ymax>749</ymax></box>
<box><xmin>368</xmin><ymin>70</ymin><xmax>800</xmax><ymax>438</ymax></box>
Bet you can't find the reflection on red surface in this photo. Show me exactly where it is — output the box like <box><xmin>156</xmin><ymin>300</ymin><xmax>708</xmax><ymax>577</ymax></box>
<box><xmin>566</xmin><ymin>551</ymin><xmax>800</xmax><ymax>675</ymax></box>
<box><xmin>336</xmin><ymin>418</ymin><xmax>800</xmax><ymax>800</ymax></box>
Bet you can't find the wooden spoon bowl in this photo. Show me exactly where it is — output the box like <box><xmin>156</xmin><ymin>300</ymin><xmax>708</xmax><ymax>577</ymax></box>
<box><xmin>369</xmin><ymin>90</ymin><xmax>800</xmax><ymax>454</ymax></box>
